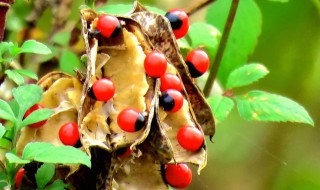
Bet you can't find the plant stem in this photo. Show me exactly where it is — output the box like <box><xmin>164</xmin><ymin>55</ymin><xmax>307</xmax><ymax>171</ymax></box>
<box><xmin>203</xmin><ymin>0</ymin><xmax>239</xmax><ymax>97</ymax></box>
<box><xmin>0</xmin><ymin>0</ymin><xmax>14</xmax><ymax>42</ymax></box>
<box><xmin>185</xmin><ymin>0</ymin><xmax>216</xmax><ymax>16</ymax></box>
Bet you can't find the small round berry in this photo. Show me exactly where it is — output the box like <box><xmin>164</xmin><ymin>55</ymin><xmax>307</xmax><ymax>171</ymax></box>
<box><xmin>165</xmin><ymin>9</ymin><xmax>189</xmax><ymax>39</ymax></box>
<box><xmin>116</xmin><ymin>147</ymin><xmax>132</xmax><ymax>159</ymax></box>
<box><xmin>177</xmin><ymin>126</ymin><xmax>204</xmax><ymax>152</ymax></box>
<box><xmin>15</xmin><ymin>168</ymin><xmax>25</xmax><ymax>189</ymax></box>
<box><xmin>23</xmin><ymin>104</ymin><xmax>47</xmax><ymax>128</ymax></box>
<box><xmin>160</xmin><ymin>90</ymin><xmax>184</xmax><ymax>113</ymax></box>
<box><xmin>97</xmin><ymin>15</ymin><xmax>122</xmax><ymax>38</ymax></box>
<box><xmin>185</xmin><ymin>49</ymin><xmax>210</xmax><ymax>78</ymax></box>
<box><xmin>89</xmin><ymin>78</ymin><xmax>115</xmax><ymax>101</ymax></box>
<box><xmin>117</xmin><ymin>108</ymin><xmax>145</xmax><ymax>132</ymax></box>
<box><xmin>160</xmin><ymin>73</ymin><xmax>183</xmax><ymax>92</ymax></box>
<box><xmin>164</xmin><ymin>163</ymin><xmax>192</xmax><ymax>188</ymax></box>
<box><xmin>59</xmin><ymin>122</ymin><xmax>80</xmax><ymax>146</ymax></box>
<box><xmin>144</xmin><ymin>50</ymin><xmax>167</xmax><ymax>78</ymax></box>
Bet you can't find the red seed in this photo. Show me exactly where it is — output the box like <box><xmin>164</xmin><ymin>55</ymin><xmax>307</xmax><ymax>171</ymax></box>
<box><xmin>165</xmin><ymin>163</ymin><xmax>192</xmax><ymax>188</ymax></box>
<box><xmin>59</xmin><ymin>122</ymin><xmax>80</xmax><ymax>146</ymax></box>
<box><xmin>117</xmin><ymin>108</ymin><xmax>145</xmax><ymax>132</ymax></box>
<box><xmin>165</xmin><ymin>9</ymin><xmax>189</xmax><ymax>39</ymax></box>
<box><xmin>23</xmin><ymin>104</ymin><xmax>47</xmax><ymax>128</ymax></box>
<box><xmin>91</xmin><ymin>78</ymin><xmax>115</xmax><ymax>101</ymax></box>
<box><xmin>97</xmin><ymin>15</ymin><xmax>122</xmax><ymax>38</ymax></box>
<box><xmin>15</xmin><ymin>168</ymin><xmax>25</xmax><ymax>189</ymax></box>
<box><xmin>160</xmin><ymin>89</ymin><xmax>184</xmax><ymax>113</ymax></box>
<box><xmin>160</xmin><ymin>73</ymin><xmax>183</xmax><ymax>92</ymax></box>
<box><xmin>177</xmin><ymin>126</ymin><xmax>204</xmax><ymax>152</ymax></box>
<box><xmin>185</xmin><ymin>49</ymin><xmax>210</xmax><ymax>78</ymax></box>
<box><xmin>144</xmin><ymin>50</ymin><xmax>167</xmax><ymax>78</ymax></box>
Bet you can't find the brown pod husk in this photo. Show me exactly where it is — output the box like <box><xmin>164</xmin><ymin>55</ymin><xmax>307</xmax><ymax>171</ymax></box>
<box><xmin>130</xmin><ymin>2</ymin><xmax>215</xmax><ymax>138</ymax></box>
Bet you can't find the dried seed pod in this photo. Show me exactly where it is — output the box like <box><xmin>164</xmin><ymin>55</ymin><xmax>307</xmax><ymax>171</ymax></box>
<box><xmin>130</xmin><ymin>2</ymin><xmax>215</xmax><ymax>138</ymax></box>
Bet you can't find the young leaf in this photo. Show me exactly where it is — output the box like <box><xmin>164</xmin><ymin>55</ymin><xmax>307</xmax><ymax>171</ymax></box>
<box><xmin>46</xmin><ymin>179</ymin><xmax>69</xmax><ymax>190</ymax></box>
<box><xmin>0</xmin><ymin>124</ymin><xmax>5</xmax><ymax>138</ymax></box>
<box><xmin>35</xmin><ymin>163</ymin><xmax>55</xmax><ymax>190</ymax></box>
<box><xmin>34</xmin><ymin>146</ymin><xmax>91</xmax><ymax>168</ymax></box>
<box><xmin>21</xmin><ymin>108</ymin><xmax>53</xmax><ymax>128</ymax></box>
<box><xmin>0</xmin><ymin>99</ymin><xmax>16</xmax><ymax>122</ymax></box>
<box><xmin>12</xmin><ymin>84</ymin><xmax>43</xmax><ymax>118</ymax></box>
<box><xmin>52</xmin><ymin>31</ymin><xmax>71</xmax><ymax>47</ymax></box>
<box><xmin>5</xmin><ymin>153</ymin><xmax>30</xmax><ymax>164</ymax></box>
<box><xmin>235</xmin><ymin>90</ymin><xmax>314</xmax><ymax>126</ymax></box>
<box><xmin>226</xmin><ymin>63</ymin><xmax>269</xmax><ymax>89</ymax></box>
<box><xmin>207</xmin><ymin>95</ymin><xmax>234</xmax><ymax>124</ymax></box>
<box><xmin>188</xmin><ymin>22</ymin><xmax>221</xmax><ymax>61</ymax></box>
<box><xmin>206</xmin><ymin>0</ymin><xmax>262</xmax><ymax>86</ymax></box>
<box><xmin>22</xmin><ymin>142</ymin><xmax>54</xmax><ymax>160</ymax></box>
<box><xmin>20</xmin><ymin>40</ymin><xmax>52</xmax><ymax>55</ymax></box>
<box><xmin>5</xmin><ymin>70</ymin><xmax>25</xmax><ymax>85</ymax></box>
<box><xmin>9</xmin><ymin>99</ymin><xmax>20</xmax><ymax>118</ymax></box>
<box><xmin>59</xmin><ymin>50</ymin><xmax>82</xmax><ymax>75</ymax></box>
<box><xmin>14</xmin><ymin>69</ymin><xmax>38</xmax><ymax>80</ymax></box>
<box><xmin>22</xmin><ymin>142</ymin><xmax>91</xmax><ymax>168</ymax></box>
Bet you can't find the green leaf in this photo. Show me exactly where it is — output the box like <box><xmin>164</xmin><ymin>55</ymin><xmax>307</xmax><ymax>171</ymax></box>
<box><xmin>21</xmin><ymin>108</ymin><xmax>53</xmax><ymax>128</ymax></box>
<box><xmin>46</xmin><ymin>179</ymin><xmax>69</xmax><ymax>190</ymax></box>
<box><xmin>9</xmin><ymin>100</ymin><xmax>20</xmax><ymax>118</ymax></box>
<box><xmin>0</xmin><ymin>124</ymin><xmax>5</xmax><ymax>138</ymax></box>
<box><xmin>98</xmin><ymin>4</ymin><xmax>165</xmax><ymax>15</ymax></box>
<box><xmin>188</xmin><ymin>22</ymin><xmax>221</xmax><ymax>62</ymax></box>
<box><xmin>52</xmin><ymin>31</ymin><xmax>71</xmax><ymax>47</ymax></box>
<box><xmin>22</xmin><ymin>142</ymin><xmax>91</xmax><ymax>168</ymax></box>
<box><xmin>268</xmin><ymin>0</ymin><xmax>289</xmax><ymax>2</ymax></box>
<box><xmin>235</xmin><ymin>90</ymin><xmax>314</xmax><ymax>126</ymax></box>
<box><xmin>206</xmin><ymin>0</ymin><xmax>262</xmax><ymax>86</ymax></box>
<box><xmin>22</xmin><ymin>142</ymin><xmax>54</xmax><ymax>160</ymax></box>
<box><xmin>14</xmin><ymin>69</ymin><xmax>38</xmax><ymax>80</ymax></box>
<box><xmin>35</xmin><ymin>146</ymin><xmax>91</xmax><ymax>168</ymax></box>
<box><xmin>226</xmin><ymin>63</ymin><xmax>269</xmax><ymax>89</ymax></box>
<box><xmin>12</xmin><ymin>84</ymin><xmax>43</xmax><ymax>118</ymax></box>
<box><xmin>5</xmin><ymin>70</ymin><xmax>25</xmax><ymax>85</ymax></box>
<box><xmin>0</xmin><ymin>99</ymin><xmax>16</xmax><ymax>122</ymax></box>
<box><xmin>59</xmin><ymin>50</ymin><xmax>82</xmax><ymax>75</ymax></box>
<box><xmin>0</xmin><ymin>42</ymin><xmax>10</xmax><ymax>58</ymax></box>
<box><xmin>207</xmin><ymin>95</ymin><xmax>234</xmax><ymax>124</ymax></box>
<box><xmin>5</xmin><ymin>153</ymin><xmax>30</xmax><ymax>164</ymax></box>
<box><xmin>36</xmin><ymin>163</ymin><xmax>55</xmax><ymax>190</ymax></box>
<box><xmin>20</xmin><ymin>40</ymin><xmax>52</xmax><ymax>55</ymax></box>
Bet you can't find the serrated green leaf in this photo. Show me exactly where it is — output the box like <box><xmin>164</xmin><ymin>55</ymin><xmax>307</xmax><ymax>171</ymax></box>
<box><xmin>0</xmin><ymin>124</ymin><xmax>5</xmax><ymax>138</ymax></box>
<box><xmin>46</xmin><ymin>179</ymin><xmax>69</xmax><ymax>190</ymax></box>
<box><xmin>52</xmin><ymin>31</ymin><xmax>71</xmax><ymax>47</ymax></box>
<box><xmin>206</xmin><ymin>0</ymin><xmax>262</xmax><ymax>86</ymax></box>
<box><xmin>226</xmin><ymin>63</ymin><xmax>269</xmax><ymax>89</ymax></box>
<box><xmin>21</xmin><ymin>108</ymin><xmax>53</xmax><ymax>128</ymax></box>
<box><xmin>0</xmin><ymin>99</ymin><xmax>16</xmax><ymax>122</ymax></box>
<box><xmin>34</xmin><ymin>146</ymin><xmax>91</xmax><ymax>168</ymax></box>
<box><xmin>22</xmin><ymin>142</ymin><xmax>54</xmax><ymax>160</ymax></box>
<box><xmin>59</xmin><ymin>50</ymin><xmax>81</xmax><ymax>75</ymax></box>
<box><xmin>22</xmin><ymin>142</ymin><xmax>91</xmax><ymax>168</ymax></box>
<box><xmin>235</xmin><ymin>90</ymin><xmax>314</xmax><ymax>126</ymax></box>
<box><xmin>5</xmin><ymin>70</ymin><xmax>25</xmax><ymax>85</ymax></box>
<box><xmin>12</xmin><ymin>84</ymin><xmax>43</xmax><ymax>118</ymax></box>
<box><xmin>14</xmin><ymin>69</ymin><xmax>38</xmax><ymax>80</ymax></box>
<box><xmin>188</xmin><ymin>22</ymin><xmax>221</xmax><ymax>62</ymax></box>
<box><xmin>20</xmin><ymin>40</ymin><xmax>51</xmax><ymax>55</ymax></box>
<box><xmin>207</xmin><ymin>95</ymin><xmax>234</xmax><ymax>124</ymax></box>
<box><xmin>5</xmin><ymin>153</ymin><xmax>30</xmax><ymax>164</ymax></box>
<box><xmin>36</xmin><ymin>163</ymin><xmax>55</xmax><ymax>189</ymax></box>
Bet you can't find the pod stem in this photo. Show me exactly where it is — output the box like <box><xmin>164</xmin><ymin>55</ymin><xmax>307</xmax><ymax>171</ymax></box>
<box><xmin>185</xmin><ymin>0</ymin><xmax>216</xmax><ymax>16</ymax></box>
<box><xmin>203</xmin><ymin>0</ymin><xmax>239</xmax><ymax>97</ymax></box>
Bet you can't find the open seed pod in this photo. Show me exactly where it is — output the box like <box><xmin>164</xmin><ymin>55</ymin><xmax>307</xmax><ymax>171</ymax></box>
<box><xmin>130</xmin><ymin>2</ymin><xmax>215</xmax><ymax>138</ymax></box>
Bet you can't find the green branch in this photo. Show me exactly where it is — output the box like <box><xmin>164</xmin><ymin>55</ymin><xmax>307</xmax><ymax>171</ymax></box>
<box><xmin>203</xmin><ymin>0</ymin><xmax>240</xmax><ymax>97</ymax></box>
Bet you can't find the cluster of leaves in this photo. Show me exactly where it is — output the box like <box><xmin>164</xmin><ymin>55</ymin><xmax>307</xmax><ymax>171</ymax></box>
<box><xmin>0</xmin><ymin>41</ymin><xmax>90</xmax><ymax>189</ymax></box>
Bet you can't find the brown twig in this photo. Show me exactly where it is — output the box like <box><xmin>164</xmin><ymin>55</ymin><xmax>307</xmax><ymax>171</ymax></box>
<box><xmin>185</xmin><ymin>0</ymin><xmax>216</xmax><ymax>16</ymax></box>
<box><xmin>0</xmin><ymin>0</ymin><xmax>14</xmax><ymax>42</ymax></box>
<box><xmin>203</xmin><ymin>0</ymin><xmax>239</xmax><ymax>97</ymax></box>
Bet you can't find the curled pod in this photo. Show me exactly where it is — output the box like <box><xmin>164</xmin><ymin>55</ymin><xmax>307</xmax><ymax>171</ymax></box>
<box><xmin>130</xmin><ymin>3</ymin><xmax>215</xmax><ymax>138</ymax></box>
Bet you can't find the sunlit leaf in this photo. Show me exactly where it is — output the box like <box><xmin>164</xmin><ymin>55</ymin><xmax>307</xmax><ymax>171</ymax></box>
<box><xmin>98</xmin><ymin>4</ymin><xmax>165</xmax><ymax>15</ymax></box>
<box><xmin>5</xmin><ymin>70</ymin><xmax>25</xmax><ymax>85</ymax></box>
<box><xmin>206</xmin><ymin>0</ymin><xmax>262</xmax><ymax>86</ymax></box>
<box><xmin>20</xmin><ymin>40</ymin><xmax>52</xmax><ymax>55</ymax></box>
<box><xmin>0</xmin><ymin>99</ymin><xmax>16</xmax><ymax>122</ymax></box>
<box><xmin>5</xmin><ymin>153</ymin><xmax>30</xmax><ymax>164</ymax></box>
<box><xmin>235</xmin><ymin>91</ymin><xmax>314</xmax><ymax>125</ymax></box>
<box><xmin>14</xmin><ymin>69</ymin><xmax>38</xmax><ymax>80</ymax></box>
<box><xmin>59</xmin><ymin>50</ymin><xmax>82</xmax><ymax>75</ymax></box>
<box><xmin>0</xmin><ymin>124</ymin><xmax>5</xmax><ymax>138</ymax></box>
<box><xmin>207</xmin><ymin>95</ymin><xmax>234</xmax><ymax>124</ymax></box>
<box><xmin>21</xmin><ymin>108</ymin><xmax>53</xmax><ymax>128</ymax></box>
<box><xmin>226</xmin><ymin>63</ymin><xmax>269</xmax><ymax>89</ymax></box>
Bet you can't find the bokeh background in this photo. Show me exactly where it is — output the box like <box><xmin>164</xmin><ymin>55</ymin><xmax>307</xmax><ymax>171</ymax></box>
<box><xmin>5</xmin><ymin>0</ymin><xmax>320</xmax><ymax>189</ymax></box>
